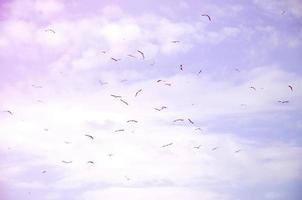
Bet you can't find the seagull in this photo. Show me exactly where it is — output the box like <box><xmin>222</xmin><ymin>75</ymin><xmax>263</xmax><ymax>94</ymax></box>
<box><xmin>111</xmin><ymin>94</ymin><xmax>122</xmax><ymax>98</ymax></box>
<box><xmin>171</xmin><ymin>40</ymin><xmax>180</xmax><ymax>43</ymax></box>
<box><xmin>2</xmin><ymin>110</ymin><xmax>13</xmax><ymax>115</ymax></box>
<box><xmin>154</xmin><ymin>106</ymin><xmax>167</xmax><ymax>111</ymax></box>
<box><xmin>288</xmin><ymin>85</ymin><xmax>293</xmax><ymax>91</ymax></box>
<box><xmin>194</xmin><ymin>145</ymin><xmax>202</xmax><ymax>149</ymax></box>
<box><xmin>211</xmin><ymin>147</ymin><xmax>218</xmax><ymax>151</ymax></box>
<box><xmin>157</xmin><ymin>80</ymin><xmax>164</xmax><ymax>83</ymax></box>
<box><xmin>278</xmin><ymin>100</ymin><xmax>289</xmax><ymax>104</ymax></box>
<box><xmin>87</xmin><ymin>161</ymin><xmax>94</xmax><ymax>164</ymax></box>
<box><xmin>165</xmin><ymin>83</ymin><xmax>172</xmax><ymax>86</ymax></box>
<box><xmin>180</xmin><ymin>64</ymin><xmax>183</xmax><ymax>71</ymax></box>
<box><xmin>137</xmin><ymin>50</ymin><xmax>145</xmax><ymax>59</ymax></box>
<box><xmin>173</xmin><ymin>119</ymin><xmax>184</xmax><ymax>122</ymax></box>
<box><xmin>198</xmin><ymin>70</ymin><xmax>202</xmax><ymax>75</ymax></box>
<box><xmin>250</xmin><ymin>86</ymin><xmax>256</xmax><ymax>91</ymax></box>
<box><xmin>101</xmin><ymin>51</ymin><xmax>106</xmax><ymax>54</ymax></box>
<box><xmin>135</xmin><ymin>89</ymin><xmax>142</xmax><ymax>97</ymax></box>
<box><xmin>42</xmin><ymin>170</ymin><xmax>47</xmax><ymax>173</ymax></box>
<box><xmin>85</xmin><ymin>134</ymin><xmax>94</xmax><ymax>140</ymax></box>
<box><xmin>128</xmin><ymin>54</ymin><xmax>136</xmax><ymax>58</ymax></box>
<box><xmin>45</xmin><ymin>29</ymin><xmax>55</xmax><ymax>34</ymax></box>
<box><xmin>62</xmin><ymin>160</ymin><xmax>72</xmax><ymax>164</ymax></box>
<box><xmin>162</xmin><ymin>143</ymin><xmax>173</xmax><ymax>147</ymax></box>
<box><xmin>127</xmin><ymin>120</ymin><xmax>138</xmax><ymax>123</ymax></box>
<box><xmin>195</xmin><ymin>127</ymin><xmax>202</xmax><ymax>131</ymax></box>
<box><xmin>115</xmin><ymin>129</ymin><xmax>125</xmax><ymax>132</ymax></box>
<box><xmin>120</xmin><ymin>99</ymin><xmax>129</xmax><ymax>106</ymax></box>
<box><xmin>201</xmin><ymin>14</ymin><xmax>211</xmax><ymax>21</ymax></box>
<box><xmin>32</xmin><ymin>84</ymin><xmax>43</xmax><ymax>88</ymax></box>
<box><xmin>188</xmin><ymin>118</ymin><xmax>194</xmax><ymax>124</ymax></box>
<box><xmin>99</xmin><ymin>80</ymin><xmax>108</xmax><ymax>85</ymax></box>
<box><xmin>234</xmin><ymin>149</ymin><xmax>242</xmax><ymax>153</ymax></box>
<box><xmin>111</xmin><ymin>57</ymin><xmax>121</xmax><ymax>62</ymax></box>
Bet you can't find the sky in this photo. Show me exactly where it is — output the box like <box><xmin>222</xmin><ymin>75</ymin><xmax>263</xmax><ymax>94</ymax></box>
<box><xmin>0</xmin><ymin>0</ymin><xmax>302</xmax><ymax>199</ymax></box>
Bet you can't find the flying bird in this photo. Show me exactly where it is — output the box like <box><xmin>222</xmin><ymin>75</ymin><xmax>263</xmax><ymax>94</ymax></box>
<box><xmin>173</xmin><ymin>119</ymin><xmax>184</xmax><ymax>122</ymax></box>
<box><xmin>125</xmin><ymin>176</ymin><xmax>131</xmax><ymax>181</ymax></box>
<box><xmin>154</xmin><ymin>106</ymin><xmax>167</xmax><ymax>111</ymax></box>
<box><xmin>44</xmin><ymin>128</ymin><xmax>48</xmax><ymax>131</ymax></box>
<box><xmin>211</xmin><ymin>147</ymin><xmax>218</xmax><ymax>151</ymax></box>
<box><xmin>32</xmin><ymin>84</ymin><xmax>43</xmax><ymax>88</ymax></box>
<box><xmin>171</xmin><ymin>40</ymin><xmax>180</xmax><ymax>43</ymax></box>
<box><xmin>120</xmin><ymin>99</ymin><xmax>129</xmax><ymax>106</ymax></box>
<box><xmin>157</xmin><ymin>80</ymin><xmax>164</xmax><ymax>83</ymax></box>
<box><xmin>162</xmin><ymin>143</ymin><xmax>173</xmax><ymax>147</ymax></box>
<box><xmin>165</xmin><ymin>83</ymin><xmax>172</xmax><ymax>86</ymax></box>
<box><xmin>115</xmin><ymin>129</ymin><xmax>125</xmax><ymax>132</ymax></box>
<box><xmin>127</xmin><ymin>120</ymin><xmax>138</xmax><ymax>123</ymax></box>
<box><xmin>111</xmin><ymin>57</ymin><xmax>121</xmax><ymax>62</ymax></box>
<box><xmin>201</xmin><ymin>14</ymin><xmax>211</xmax><ymax>21</ymax></box>
<box><xmin>99</xmin><ymin>80</ymin><xmax>108</xmax><ymax>85</ymax></box>
<box><xmin>137</xmin><ymin>50</ymin><xmax>145</xmax><ymax>59</ymax></box>
<box><xmin>194</xmin><ymin>145</ymin><xmax>202</xmax><ymax>149</ymax></box>
<box><xmin>111</xmin><ymin>94</ymin><xmax>122</xmax><ymax>98</ymax></box>
<box><xmin>288</xmin><ymin>85</ymin><xmax>293</xmax><ymax>91</ymax></box>
<box><xmin>234</xmin><ymin>149</ymin><xmax>242</xmax><ymax>153</ymax></box>
<box><xmin>87</xmin><ymin>161</ymin><xmax>94</xmax><ymax>164</ymax></box>
<box><xmin>107</xmin><ymin>153</ymin><xmax>113</xmax><ymax>157</ymax></box>
<box><xmin>180</xmin><ymin>64</ymin><xmax>183</xmax><ymax>71</ymax></box>
<box><xmin>45</xmin><ymin>29</ymin><xmax>55</xmax><ymax>34</ymax></box>
<box><xmin>195</xmin><ymin>127</ymin><xmax>202</xmax><ymax>131</ymax></box>
<box><xmin>3</xmin><ymin>110</ymin><xmax>13</xmax><ymax>115</ymax></box>
<box><xmin>62</xmin><ymin>160</ymin><xmax>72</xmax><ymax>164</ymax></box>
<box><xmin>188</xmin><ymin>118</ymin><xmax>194</xmax><ymax>124</ymax></box>
<box><xmin>250</xmin><ymin>86</ymin><xmax>256</xmax><ymax>91</ymax></box>
<box><xmin>128</xmin><ymin>54</ymin><xmax>136</xmax><ymax>58</ymax></box>
<box><xmin>101</xmin><ymin>51</ymin><xmax>106</xmax><ymax>54</ymax></box>
<box><xmin>85</xmin><ymin>134</ymin><xmax>94</xmax><ymax>140</ymax></box>
<box><xmin>42</xmin><ymin>170</ymin><xmax>47</xmax><ymax>173</ymax></box>
<box><xmin>278</xmin><ymin>100</ymin><xmax>289</xmax><ymax>104</ymax></box>
<box><xmin>135</xmin><ymin>89</ymin><xmax>142</xmax><ymax>97</ymax></box>
<box><xmin>198</xmin><ymin>70</ymin><xmax>202</xmax><ymax>75</ymax></box>
<box><xmin>235</xmin><ymin>68</ymin><xmax>240</xmax><ymax>72</ymax></box>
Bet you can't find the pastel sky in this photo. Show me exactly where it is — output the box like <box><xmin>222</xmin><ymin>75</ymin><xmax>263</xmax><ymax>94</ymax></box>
<box><xmin>1</xmin><ymin>0</ymin><xmax>302</xmax><ymax>200</ymax></box>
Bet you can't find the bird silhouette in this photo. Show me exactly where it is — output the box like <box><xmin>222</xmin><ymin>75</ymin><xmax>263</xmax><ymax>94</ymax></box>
<box><xmin>32</xmin><ymin>84</ymin><xmax>43</xmax><ymax>88</ymax></box>
<box><xmin>278</xmin><ymin>100</ymin><xmax>289</xmax><ymax>104</ymax></box>
<box><xmin>2</xmin><ymin>110</ymin><xmax>13</xmax><ymax>115</ymax></box>
<box><xmin>62</xmin><ymin>160</ymin><xmax>72</xmax><ymax>164</ymax></box>
<box><xmin>85</xmin><ymin>134</ymin><xmax>94</xmax><ymax>140</ymax></box>
<box><xmin>288</xmin><ymin>85</ymin><xmax>293</xmax><ymax>91</ymax></box>
<box><xmin>234</xmin><ymin>149</ymin><xmax>242</xmax><ymax>153</ymax></box>
<box><xmin>173</xmin><ymin>119</ymin><xmax>184</xmax><ymax>122</ymax></box>
<box><xmin>135</xmin><ymin>89</ymin><xmax>142</xmax><ymax>97</ymax></box>
<box><xmin>201</xmin><ymin>14</ymin><xmax>211</xmax><ymax>21</ymax></box>
<box><xmin>111</xmin><ymin>57</ymin><xmax>121</xmax><ymax>62</ymax></box>
<box><xmin>154</xmin><ymin>106</ymin><xmax>167</xmax><ymax>111</ymax></box>
<box><xmin>171</xmin><ymin>40</ymin><xmax>180</xmax><ymax>43</ymax></box>
<box><xmin>194</xmin><ymin>145</ymin><xmax>202</xmax><ymax>149</ymax></box>
<box><xmin>162</xmin><ymin>143</ymin><xmax>173</xmax><ymax>147</ymax></box>
<box><xmin>115</xmin><ymin>129</ymin><xmax>125</xmax><ymax>132</ymax></box>
<box><xmin>180</xmin><ymin>64</ymin><xmax>183</xmax><ymax>71</ymax></box>
<box><xmin>99</xmin><ymin>80</ymin><xmax>108</xmax><ymax>85</ymax></box>
<box><xmin>137</xmin><ymin>50</ymin><xmax>145</xmax><ymax>59</ymax></box>
<box><xmin>250</xmin><ymin>86</ymin><xmax>256</xmax><ymax>91</ymax></box>
<box><xmin>87</xmin><ymin>161</ymin><xmax>94</xmax><ymax>164</ymax></box>
<box><xmin>45</xmin><ymin>29</ymin><xmax>55</xmax><ymax>34</ymax></box>
<box><xmin>211</xmin><ymin>147</ymin><xmax>218</xmax><ymax>151</ymax></box>
<box><xmin>127</xmin><ymin>120</ymin><xmax>138</xmax><ymax>123</ymax></box>
<box><xmin>120</xmin><ymin>99</ymin><xmax>129</xmax><ymax>106</ymax></box>
<box><xmin>111</xmin><ymin>94</ymin><xmax>122</xmax><ymax>98</ymax></box>
<box><xmin>188</xmin><ymin>118</ymin><xmax>194</xmax><ymax>124</ymax></box>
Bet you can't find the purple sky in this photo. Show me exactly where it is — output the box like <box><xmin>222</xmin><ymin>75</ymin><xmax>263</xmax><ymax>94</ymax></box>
<box><xmin>1</xmin><ymin>0</ymin><xmax>302</xmax><ymax>200</ymax></box>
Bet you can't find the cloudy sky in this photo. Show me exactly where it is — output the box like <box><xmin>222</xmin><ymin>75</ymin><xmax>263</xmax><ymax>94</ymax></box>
<box><xmin>0</xmin><ymin>0</ymin><xmax>302</xmax><ymax>199</ymax></box>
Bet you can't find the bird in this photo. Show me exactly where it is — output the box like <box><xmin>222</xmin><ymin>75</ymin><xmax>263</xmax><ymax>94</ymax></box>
<box><xmin>44</xmin><ymin>128</ymin><xmax>48</xmax><ymax>131</ymax></box>
<box><xmin>115</xmin><ymin>129</ymin><xmax>125</xmax><ymax>132</ymax></box>
<box><xmin>250</xmin><ymin>86</ymin><xmax>256</xmax><ymax>91</ymax></box>
<box><xmin>281</xmin><ymin>10</ymin><xmax>286</xmax><ymax>15</ymax></box>
<box><xmin>124</xmin><ymin>176</ymin><xmax>131</xmax><ymax>181</ymax></box>
<box><xmin>194</xmin><ymin>145</ymin><xmax>202</xmax><ymax>149</ymax></box>
<box><xmin>173</xmin><ymin>119</ymin><xmax>184</xmax><ymax>122</ymax></box>
<box><xmin>162</xmin><ymin>143</ymin><xmax>173</xmax><ymax>147</ymax></box>
<box><xmin>127</xmin><ymin>120</ymin><xmax>138</xmax><ymax>123</ymax></box>
<box><xmin>235</xmin><ymin>68</ymin><xmax>240</xmax><ymax>72</ymax></box>
<box><xmin>211</xmin><ymin>147</ymin><xmax>218</xmax><ymax>151</ymax></box>
<box><xmin>157</xmin><ymin>80</ymin><xmax>164</xmax><ymax>83</ymax></box>
<box><xmin>120</xmin><ymin>79</ymin><xmax>128</xmax><ymax>83</ymax></box>
<box><xmin>111</xmin><ymin>57</ymin><xmax>121</xmax><ymax>62</ymax></box>
<box><xmin>201</xmin><ymin>14</ymin><xmax>211</xmax><ymax>21</ymax></box>
<box><xmin>87</xmin><ymin>161</ymin><xmax>94</xmax><ymax>164</ymax></box>
<box><xmin>198</xmin><ymin>70</ymin><xmax>202</xmax><ymax>75</ymax></box>
<box><xmin>165</xmin><ymin>83</ymin><xmax>172</xmax><ymax>86</ymax></box>
<box><xmin>107</xmin><ymin>153</ymin><xmax>113</xmax><ymax>157</ymax></box>
<box><xmin>101</xmin><ymin>51</ymin><xmax>106</xmax><ymax>54</ymax></box>
<box><xmin>154</xmin><ymin>106</ymin><xmax>167</xmax><ymax>111</ymax></box>
<box><xmin>195</xmin><ymin>127</ymin><xmax>202</xmax><ymax>131</ymax></box>
<box><xmin>171</xmin><ymin>40</ymin><xmax>180</xmax><ymax>43</ymax></box>
<box><xmin>135</xmin><ymin>89</ymin><xmax>142</xmax><ymax>97</ymax></box>
<box><xmin>2</xmin><ymin>110</ymin><xmax>13</xmax><ymax>115</ymax></box>
<box><xmin>188</xmin><ymin>118</ymin><xmax>194</xmax><ymax>124</ymax></box>
<box><xmin>128</xmin><ymin>54</ymin><xmax>136</xmax><ymax>58</ymax></box>
<box><xmin>180</xmin><ymin>64</ymin><xmax>183</xmax><ymax>71</ymax></box>
<box><xmin>120</xmin><ymin>99</ymin><xmax>129</xmax><ymax>106</ymax></box>
<box><xmin>288</xmin><ymin>85</ymin><xmax>293</xmax><ymax>91</ymax></box>
<box><xmin>137</xmin><ymin>50</ymin><xmax>145</xmax><ymax>59</ymax></box>
<box><xmin>234</xmin><ymin>149</ymin><xmax>242</xmax><ymax>153</ymax></box>
<box><xmin>278</xmin><ymin>100</ymin><xmax>289</xmax><ymax>104</ymax></box>
<box><xmin>111</xmin><ymin>94</ymin><xmax>122</xmax><ymax>98</ymax></box>
<box><xmin>99</xmin><ymin>80</ymin><xmax>108</xmax><ymax>85</ymax></box>
<box><xmin>62</xmin><ymin>160</ymin><xmax>72</xmax><ymax>164</ymax></box>
<box><xmin>45</xmin><ymin>29</ymin><xmax>55</xmax><ymax>34</ymax></box>
<box><xmin>85</xmin><ymin>134</ymin><xmax>94</xmax><ymax>140</ymax></box>
<box><xmin>32</xmin><ymin>84</ymin><xmax>43</xmax><ymax>88</ymax></box>
<box><xmin>42</xmin><ymin>170</ymin><xmax>47</xmax><ymax>173</ymax></box>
